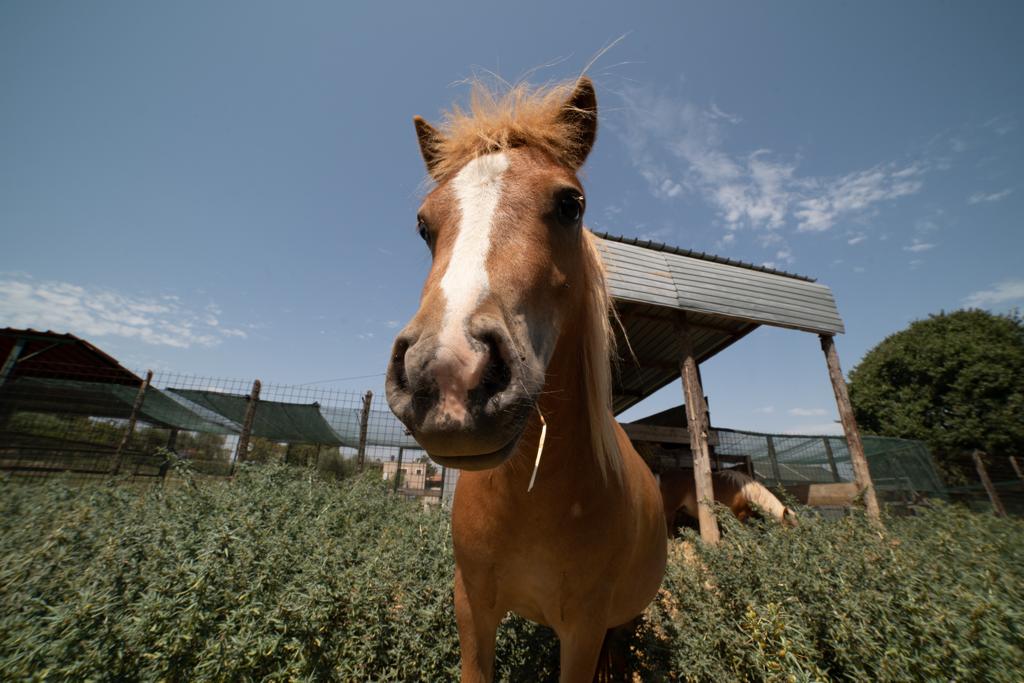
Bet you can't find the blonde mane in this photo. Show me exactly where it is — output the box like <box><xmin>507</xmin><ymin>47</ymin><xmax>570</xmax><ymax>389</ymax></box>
<box><xmin>718</xmin><ymin>469</ymin><xmax>789</xmax><ymax>522</ymax></box>
<box><xmin>580</xmin><ymin>230</ymin><xmax>623</xmax><ymax>483</ymax></box>
<box><xmin>421</xmin><ymin>79</ymin><xmax>593</xmax><ymax>183</ymax></box>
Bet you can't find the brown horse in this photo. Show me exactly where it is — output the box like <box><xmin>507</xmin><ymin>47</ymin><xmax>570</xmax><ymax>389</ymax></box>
<box><xmin>660</xmin><ymin>468</ymin><xmax>797</xmax><ymax>534</ymax></box>
<box><xmin>385</xmin><ymin>77</ymin><xmax>667</xmax><ymax>682</ymax></box>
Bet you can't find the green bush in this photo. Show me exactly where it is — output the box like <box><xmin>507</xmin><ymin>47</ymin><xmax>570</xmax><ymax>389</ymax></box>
<box><xmin>1</xmin><ymin>466</ymin><xmax>1021</xmax><ymax>681</ymax></box>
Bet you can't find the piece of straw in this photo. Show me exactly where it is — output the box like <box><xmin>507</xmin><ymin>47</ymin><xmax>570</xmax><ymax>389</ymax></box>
<box><xmin>527</xmin><ymin>408</ymin><xmax>547</xmax><ymax>493</ymax></box>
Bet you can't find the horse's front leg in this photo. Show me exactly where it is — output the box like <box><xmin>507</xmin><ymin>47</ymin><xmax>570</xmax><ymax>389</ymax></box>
<box><xmin>556</xmin><ymin>620</ymin><xmax>608</xmax><ymax>683</ymax></box>
<box><xmin>454</xmin><ymin>564</ymin><xmax>502</xmax><ymax>682</ymax></box>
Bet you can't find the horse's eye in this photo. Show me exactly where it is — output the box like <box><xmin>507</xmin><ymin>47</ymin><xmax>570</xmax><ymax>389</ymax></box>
<box><xmin>556</xmin><ymin>192</ymin><xmax>584</xmax><ymax>226</ymax></box>
<box><xmin>417</xmin><ymin>217</ymin><xmax>432</xmax><ymax>249</ymax></box>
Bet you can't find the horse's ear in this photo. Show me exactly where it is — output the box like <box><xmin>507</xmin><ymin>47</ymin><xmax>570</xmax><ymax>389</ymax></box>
<box><xmin>557</xmin><ymin>77</ymin><xmax>598</xmax><ymax>169</ymax></box>
<box><xmin>414</xmin><ymin>116</ymin><xmax>445</xmax><ymax>180</ymax></box>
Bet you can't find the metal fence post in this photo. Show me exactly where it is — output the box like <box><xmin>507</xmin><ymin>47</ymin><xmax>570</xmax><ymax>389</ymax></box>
<box><xmin>766</xmin><ymin>435</ymin><xmax>782</xmax><ymax>484</ymax></box>
<box><xmin>357</xmin><ymin>390</ymin><xmax>373</xmax><ymax>471</ymax></box>
<box><xmin>822</xmin><ymin>437</ymin><xmax>841</xmax><ymax>482</ymax></box>
<box><xmin>393</xmin><ymin>446</ymin><xmax>404</xmax><ymax>493</ymax></box>
<box><xmin>1009</xmin><ymin>456</ymin><xmax>1023</xmax><ymax>482</ymax></box>
<box><xmin>233</xmin><ymin>379</ymin><xmax>261</xmax><ymax>473</ymax></box>
<box><xmin>973</xmin><ymin>450</ymin><xmax>1007</xmax><ymax>517</ymax></box>
<box><xmin>110</xmin><ymin>370</ymin><xmax>152</xmax><ymax>476</ymax></box>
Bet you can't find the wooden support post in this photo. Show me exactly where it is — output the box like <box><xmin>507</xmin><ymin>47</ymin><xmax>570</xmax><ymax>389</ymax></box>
<box><xmin>765</xmin><ymin>435</ymin><xmax>782</xmax><ymax>484</ymax></box>
<box><xmin>1009</xmin><ymin>456</ymin><xmax>1023</xmax><ymax>482</ymax></box>
<box><xmin>233</xmin><ymin>379</ymin><xmax>261</xmax><ymax>472</ymax></box>
<box><xmin>158</xmin><ymin>428</ymin><xmax>178</xmax><ymax>482</ymax></box>
<box><xmin>676</xmin><ymin>312</ymin><xmax>720</xmax><ymax>544</ymax></box>
<box><xmin>822</xmin><ymin>437</ymin><xmax>841</xmax><ymax>482</ymax></box>
<box><xmin>0</xmin><ymin>337</ymin><xmax>26</xmax><ymax>388</ymax></box>
<box><xmin>393</xmin><ymin>447</ymin><xmax>404</xmax><ymax>493</ymax></box>
<box><xmin>440</xmin><ymin>463</ymin><xmax>448</xmax><ymax>500</ymax></box>
<box><xmin>743</xmin><ymin>455</ymin><xmax>754</xmax><ymax>479</ymax></box>
<box><xmin>356</xmin><ymin>390</ymin><xmax>373</xmax><ymax>471</ymax></box>
<box><xmin>110</xmin><ymin>370</ymin><xmax>152</xmax><ymax>476</ymax></box>
<box><xmin>313</xmin><ymin>444</ymin><xmax>322</xmax><ymax>469</ymax></box>
<box><xmin>0</xmin><ymin>337</ymin><xmax>27</xmax><ymax>430</ymax></box>
<box><xmin>973</xmin><ymin>450</ymin><xmax>1007</xmax><ymax>517</ymax></box>
<box><xmin>820</xmin><ymin>335</ymin><xmax>882</xmax><ymax>526</ymax></box>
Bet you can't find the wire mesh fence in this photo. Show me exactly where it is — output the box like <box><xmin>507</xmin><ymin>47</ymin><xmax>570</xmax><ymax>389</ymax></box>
<box><xmin>0</xmin><ymin>359</ymin><xmax>445</xmax><ymax>501</ymax></box>
<box><xmin>714</xmin><ymin>428</ymin><xmax>948</xmax><ymax>503</ymax></box>
<box><xmin>2</xmin><ymin>346</ymin><xmax>1014</xmax><ymax>515</ymax></box>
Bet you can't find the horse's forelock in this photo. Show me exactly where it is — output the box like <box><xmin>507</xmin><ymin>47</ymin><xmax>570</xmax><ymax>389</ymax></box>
<box><xmin>424</xmin><ymin>79</ymin><xmax>591</xmax><ymax>184</ymax></box>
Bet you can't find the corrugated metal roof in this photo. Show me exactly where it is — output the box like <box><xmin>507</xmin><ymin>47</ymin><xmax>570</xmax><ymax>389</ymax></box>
<box><xmin>595</xmin><ymin>234</ymin><xmax>845</xmax><ymax>336</ymax></box>
<box><xmin>0</xmin><ymin>328</ymin><xmax>142</xmax><ymax>385</ymax></box>
<box><xmin>590</xmin><ymin>234</ymin><xmax>847</xmax><ymax>414</ymax></box>
<box><xmin>592</xmin><ymin>231</ymin><xmax>815</xmax><ymax>282</ymax></box>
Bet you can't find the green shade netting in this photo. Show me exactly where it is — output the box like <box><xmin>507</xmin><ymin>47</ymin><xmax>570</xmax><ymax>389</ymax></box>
<box><xmin>715</xmin><ymin>429</ymin><xmax>946</xmax><ymax>496</ymax></box>
<box><xmin>318</xmin><ymin>405</ymin><xmax>420</xmax><ymax>449</ymax></box>
<box><xmin>2</xmin><ymin>377</ymin><xmax>238</xmax><ymax>435</ymax></box>
<box><xmin>169</xmin><ymin>389</ymin><xmax>342</xmax><ymax>446</ymax></box>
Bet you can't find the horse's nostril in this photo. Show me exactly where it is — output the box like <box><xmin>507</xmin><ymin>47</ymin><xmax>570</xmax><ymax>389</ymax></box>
<box><xmin>479</xmin><ymin>333</ymin><xmax>512</xmax><ymax>399</ymax></box>
<box><xmin>390</xmin><ymin>337</ymin><xmax>411</xmax><ymax>392</ymax></box>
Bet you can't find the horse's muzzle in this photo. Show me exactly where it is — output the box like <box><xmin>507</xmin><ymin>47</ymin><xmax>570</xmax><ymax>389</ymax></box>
<box><xmin>385</xmin><ymin>319</ymin><xmax>536</xmax><ymax>468</ymax></box>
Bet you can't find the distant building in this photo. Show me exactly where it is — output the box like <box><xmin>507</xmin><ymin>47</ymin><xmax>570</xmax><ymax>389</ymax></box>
<box><xmin>382</xmin><ymin>458</ymin><xmax>445</xmax><ymax>507</ymax></box>
<box><xmin>382</xmin><ymin>459</ymin><xmax>428</xmax><ymax>490</ymax></box>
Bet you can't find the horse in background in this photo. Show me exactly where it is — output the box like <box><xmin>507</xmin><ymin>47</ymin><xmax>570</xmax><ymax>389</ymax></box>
<box><xmin>385</xmin><ymin>77</ymin><xmax>667</xmax><ymax>682</ymax></box>
<box><xmin>660</xmin><ymin>468</ymin><xmax>798</xmax><ymax>535</ymax></box>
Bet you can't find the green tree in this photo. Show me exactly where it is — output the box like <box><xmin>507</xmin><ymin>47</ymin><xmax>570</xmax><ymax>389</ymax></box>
<box><xmin>848</xmin><ymin>309</ymin><xmax>1024</xmax><ymax>479</ymax></box>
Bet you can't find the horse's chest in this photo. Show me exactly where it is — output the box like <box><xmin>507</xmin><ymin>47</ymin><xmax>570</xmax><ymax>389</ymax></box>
<box><xmin>453</xmin><ymin>496</ymin><xmax>620</xmax><ymax>611</ymax></box>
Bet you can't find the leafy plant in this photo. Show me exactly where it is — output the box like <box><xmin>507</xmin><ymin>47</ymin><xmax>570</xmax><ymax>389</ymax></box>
<box><xmin>1</xmin><ymin>467</ymin><xmax>1021</xmax><ymax>681</ymax></box>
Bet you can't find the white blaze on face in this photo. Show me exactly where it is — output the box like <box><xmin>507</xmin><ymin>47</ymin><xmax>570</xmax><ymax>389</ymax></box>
<box><xmin>439</xmin><ymin>152</ymin><xmax>510</xmax><ymax>350</ymax></box>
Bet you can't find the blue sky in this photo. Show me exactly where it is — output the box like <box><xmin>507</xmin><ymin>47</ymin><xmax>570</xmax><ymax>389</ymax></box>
<box><xmin>2</xmin><ymin>1</ymin><xmax>1022</xmax><ymax>434</ymax></box>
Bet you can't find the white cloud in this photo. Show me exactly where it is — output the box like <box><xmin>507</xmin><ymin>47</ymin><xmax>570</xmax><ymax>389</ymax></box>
<box><xmin>847</xmin><ymin>233</ymin><xmax>867</xmax><ymax>245</ymax></box>
<box><xmin>794</xmin><ymin>163</ymin><xmax>924</xmax><ymax>232</ymax></box>
<box><xmin>903</xmin><ymin>239</ymin><xmax>935</xmax><ymax>253</ymax></box>
<box><xmin>617</xmin><ymin>85</ymin><xmax>928</xmax><ymax>237</ymax></box>
<box><xmin>753</xmin><ymin>405</ymin><xmax>775</xmax><ymax>414</ymax></box>
<box><xmin>775</xmin><ymin>248</ymin><xmax>794</xmax><ymax>265</ymax></box>
<box><xmin>708</xmin><ymin>101</ymin><xmax>742</xmax><ymax>125</ymax></box>
<box><xmin>982</xmin><ymin>115</ymin><xmax>1016</xmax><ymax>136</ymax></box>
<box><xmin>963</xmin><ymin>279</ymin><xmax>1024</xmax><ymax>307</ymax></box>
<box><xmin>782</xmin><ymin>422</ymin><xmax>844</xmax><ymax>436</ymax></box>
<box><xmin>0</xmin><ymin>278</ymin><xmax>245</xmax><ymax>348</ymax></box>
<box><xmin>788</xmin><ymin>407</ymin><xmax>828</xmax><ymax>417</ymax></box>
<box><xmin>968</xmin><ymin>188</ymin><xmax>1013</xmax><ymax>204</ymax></box>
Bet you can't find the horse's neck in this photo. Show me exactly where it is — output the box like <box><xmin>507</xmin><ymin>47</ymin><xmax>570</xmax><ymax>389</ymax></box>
<box><xmin>503</xmin><ymin>322</ymin><xmax>611</xmax><ymax>493</ymax></box>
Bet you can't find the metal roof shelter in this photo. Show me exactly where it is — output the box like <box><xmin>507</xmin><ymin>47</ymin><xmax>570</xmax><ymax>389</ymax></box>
<box><xmin>0</xmin><ymin>328</ymin><xmax>141</xmax><ymax>386</ymax></box>
<box><xmin>593</xmin><ymin>233</ymin><xmax>882</xmax><ymax>540</ymax></box>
